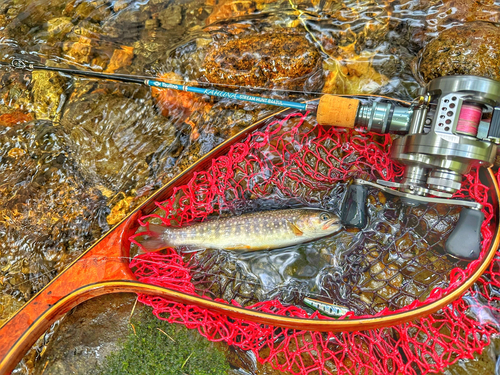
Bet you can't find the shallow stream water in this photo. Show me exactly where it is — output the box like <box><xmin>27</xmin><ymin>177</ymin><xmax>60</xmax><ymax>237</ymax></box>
<box><xmin>0</xmin><ymin>0</ymin><xmax>500</xmax><ymax>373</ymax></box>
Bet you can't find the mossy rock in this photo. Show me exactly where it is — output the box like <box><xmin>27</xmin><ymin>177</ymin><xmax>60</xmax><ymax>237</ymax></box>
<box><xmin>98</xmin><ymin>309</ymin><xmax>230</xmax><ymax>375</ymax></box>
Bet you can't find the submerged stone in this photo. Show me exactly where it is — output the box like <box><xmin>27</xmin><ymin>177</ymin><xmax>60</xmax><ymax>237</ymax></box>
<box><xmin>205</xmin><ymin>0</ymin><xmax>255</xmax><ymax>25</ymax></box>
<box><xmin>47</xmin><ymin>16</ymin><xmax>73</xmax><ymax>38</ymax></box>
<box><xmin>60</xmin><ymin>87</ymin><xmax>181</xmax><ymax>192</ymax></box>
<box><xmin>424</xmin><ymin>0</ymin><xmax>500</xmax><ymax>33</ymax></box>
<box><xmin>0</xmin><ymin>120</ymin><xmax>109</xmax><ymax>311</ymax></box>
<box><xmin>30</xmin><ymin>294</ymin><xmax>142</xmax><ymax>375</ymax></box>
<box><xmin>202</xmin><ymin>31</ymin><xmax>323</xmax><ymax>91</ymax></box>
<box><xmin>158</xmin><ymin>4</ymin><xmax>182</xmax><ymax>29</ymax></box>
<box><xmin>30</xmin><ymin>69</ymin><xmax>69</xmax><ymax>121</ymax></box>
<box><xmin>417</xmin><ymin>21</ymin><xmax>500</xmax><ymax>83</ymax></box>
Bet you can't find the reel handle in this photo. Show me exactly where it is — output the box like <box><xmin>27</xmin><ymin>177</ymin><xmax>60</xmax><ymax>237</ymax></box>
<box><xmin>340</xmin><ymin>184</ymin><xmax>368</xmax><ymax>228</ymax></box>
<box><xmin>445</xmin><ymin>208</ymin><xmax>484</xmax><ymax>261</ymax></box>
<box><xmin>317</xmin><ymin>95</ymin><xmax>360</xmax><ymax>128</ymax></box>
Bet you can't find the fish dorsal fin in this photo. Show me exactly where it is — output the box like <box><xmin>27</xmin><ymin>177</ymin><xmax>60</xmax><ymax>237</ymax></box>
<box><xmin>288</xmin><ymin>221</ymin><xmax>303</xmax><ymax>236</ymax></box>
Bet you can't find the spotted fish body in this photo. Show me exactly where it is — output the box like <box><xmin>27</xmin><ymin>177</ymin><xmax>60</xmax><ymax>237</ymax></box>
<box><xmin>141</xmin><ymin>208</ymin><xmax>342</xmax><ymax>252</ymax></box>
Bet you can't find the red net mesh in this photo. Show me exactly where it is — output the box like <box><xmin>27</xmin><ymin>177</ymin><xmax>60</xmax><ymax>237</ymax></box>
<box><xmin>129</xmin><ymin>112</ymin><xmax>499</xmax><ymax>375</ymax></box>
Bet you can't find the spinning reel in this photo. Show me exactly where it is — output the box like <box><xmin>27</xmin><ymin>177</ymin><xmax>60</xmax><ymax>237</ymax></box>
<box><xmin>320</xmin><ymin>76</ymin><xmax>500</xmax><ymax>260</ymax></box>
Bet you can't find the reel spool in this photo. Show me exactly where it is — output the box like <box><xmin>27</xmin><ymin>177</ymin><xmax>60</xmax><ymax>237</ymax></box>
<box><xmin>318</xmin><ymin>75</ymin><xmax>500</xmax><ymax>260</ymax></box>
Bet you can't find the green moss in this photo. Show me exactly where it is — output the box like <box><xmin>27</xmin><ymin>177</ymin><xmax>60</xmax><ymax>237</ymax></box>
<box><xmin>98</xmin><ymin>309</ymin><xmax>230</xmax><ymax>375</ymax></box>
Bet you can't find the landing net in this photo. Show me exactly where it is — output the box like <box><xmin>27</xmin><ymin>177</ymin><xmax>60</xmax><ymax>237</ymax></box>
<box><xmin>130</xmin><ymin>112</ymin><xmax>498</xmax><ymax>374</ymax></box>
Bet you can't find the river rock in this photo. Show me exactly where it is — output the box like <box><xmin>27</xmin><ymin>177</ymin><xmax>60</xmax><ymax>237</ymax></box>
<box><xmin>0</xmin><ymin>120</ymin><xmax>109</xmax><ymax>310</ymax></box>
<box><xmin>158</xmin><ymin>4</ymin><xmax>182</xmax><ymax>29</ymax></box>
<box><xmin>30</xmin><ymin>69</ymin><xmax>69</xmax><ymax>121</ymax></box>
<box><xmin>113</xmin><ymin>0</ymin><xmax>131</xmax><ymax>12</ymax></box>
<box><xmin>438</xmin><ymin>336</ymin><xmax>500</xmax><ymax>375</ymax></box>
<box><xmin>114</xmin><ymin>5</ymin><xmax>150</xmax><ymax>24</ymax></box>
<box><xmin>47</xmin><ymin>16</ymin><xmax>73</xmax><ymax>38</ymax></box>
<box><xmin>425</xmin><ymin>0</ymin><xmax>500</xmax><ymax>33</ymax></box>
<box><xmin>60</xmin><ymin>87</ymin><xmax>182</xmax><ymax>192</ymax></box>
<box><xmin>206</xmin><ymin>0</ymin><xmax>255</xmax><ymax>25</ymax></box>
<box><xmin>64</xmin><ymin>0</ymin><xmax>111</xmax><ymax>22</ymax></box>
<box><xmin>30</xmin><ymin>294</ymin><xmax>143</xmax><ymax>375</ymax></box>
<box><xmin>416</xmin><ymin>21</ymin><xmax>500</xmax><ymax>83</ymax></box>
<box><xmin>202</xmin><ymin>31</ymin><xmax>323</xmax><ymax>91</ymax></box>
<box><xmin>184</xmin><ymin>0</ymin><xmax>212</xmax><ymax>28</ymax></box>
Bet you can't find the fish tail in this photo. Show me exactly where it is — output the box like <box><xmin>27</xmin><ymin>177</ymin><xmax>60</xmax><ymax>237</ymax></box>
<box><xmin>139</xmin><ymin>223</ymin><xmax>170</xmax><ymax>252</ymax></box>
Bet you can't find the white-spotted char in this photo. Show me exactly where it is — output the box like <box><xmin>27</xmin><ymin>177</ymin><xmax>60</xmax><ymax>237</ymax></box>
<box><xmin>139</xmin><ymin>208</ymin><xmax>342</xmax><ymax>252</ymax></box>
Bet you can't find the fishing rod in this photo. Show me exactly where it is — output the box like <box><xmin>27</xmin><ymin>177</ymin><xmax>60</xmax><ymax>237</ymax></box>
<box><xmin>1</xmin><ymin>59</ymin><xmax>309</xmax><ymax>111</ymax></box>
<box><xmin>0</xmin><ymin>58</ymin><xmax>409</xmax><ymax>128</ymax></box>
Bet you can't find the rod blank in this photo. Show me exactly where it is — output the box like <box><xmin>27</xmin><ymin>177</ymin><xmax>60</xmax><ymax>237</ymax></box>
<box><xmin>3</xmin><ymin>59</ymin><xmax>308</xmax><ymax>111</ymax></box>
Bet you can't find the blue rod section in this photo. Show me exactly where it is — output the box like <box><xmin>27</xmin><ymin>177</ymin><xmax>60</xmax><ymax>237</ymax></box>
<box><xmin>145</xmin><ymin>80</ymin><xmax>308</xmax><ymax>111</ymax></box>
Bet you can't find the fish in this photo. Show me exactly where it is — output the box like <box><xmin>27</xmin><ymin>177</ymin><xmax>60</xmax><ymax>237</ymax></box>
<box><xmin>303</xmin><ymin>297</ymin><xmax>350</xmax><ymax>318</ymax></box>
<box><xmin>138</xmin><ymin>208</ymin><xmax>342</xmax><ymax>252</ymax></box>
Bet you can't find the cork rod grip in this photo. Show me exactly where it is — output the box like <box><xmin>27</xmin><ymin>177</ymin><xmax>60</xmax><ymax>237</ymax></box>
<box><xmin>316</xmin><ymin>95</ymin><xmax>360</xmax><ymax>128</ymax></box>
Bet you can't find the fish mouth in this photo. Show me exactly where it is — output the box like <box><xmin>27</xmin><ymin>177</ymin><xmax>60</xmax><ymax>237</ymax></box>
<box><xmin>322</xmin><ymin>218</ymin><xmax>341</xmax><ymax>231</ymax></box>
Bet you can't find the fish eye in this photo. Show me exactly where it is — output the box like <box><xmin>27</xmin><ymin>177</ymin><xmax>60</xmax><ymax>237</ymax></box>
<box><xmin>320</xmin><ymin>213</ymin><xmax>330</xmax><ymax>221</ymax></box>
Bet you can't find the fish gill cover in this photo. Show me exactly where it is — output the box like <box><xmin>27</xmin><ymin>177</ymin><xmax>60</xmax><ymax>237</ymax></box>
<box><xmin>130</xmin><ymin>112</ymin><xmax>498</xmax><ymax>375</ymax></box>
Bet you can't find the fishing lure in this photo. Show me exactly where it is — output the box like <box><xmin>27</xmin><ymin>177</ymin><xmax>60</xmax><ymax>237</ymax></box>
<box><xmin>303</xmin><ymin>297</ymin><xmax>350</xmax><ymax>318</ymax></box>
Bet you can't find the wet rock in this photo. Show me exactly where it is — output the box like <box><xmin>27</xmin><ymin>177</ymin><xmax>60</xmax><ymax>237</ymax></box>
<box><xmin>184</xmin><ymin>0</ymin><xmax>212</xmax><ymax>28</ymax></box>
<box><xmin>131</xmin><ymin>28</ymin><xmax>187</xmax><ymax>68</ymax></box>
<box><xmin>425</xmin><ymin>0</ymin><xmax>500</xmax><ymax>33</ymax></box>
<box><xmin>30</xmin><ymin>294</ymin><xmax>143</xmax><ymax>375</ymax></box>
<box><xmin>30</xmin><ymin>69</ymin><xmax>69</xmax><ymax>121</ymax></box>
<box><xmin>151</xmin><ymin>72</ymin><xmax>209</xmax><ymax>119</ymax></box>
<box><xmin>0</xmin><ymin>294</ymin><xmax>24</xmax><ymax>326</ymax></box>
<box><xmin>203</xmin><ymin>31</ymin><xmax>323</xmax><ymax>91</ymax></box>
<box><xmin>114</xmin><ymin>6</ymin><xmax>150</xmax><ymax>24</ymax></box>
<box><xmin>104</xmin><ymin>45</ymin><xmax>134</xmax><ymax>73</ymax></box>
<box><xmin>322</xmin><ymin>51</ymin><xmax>389</xmax><ymax>95</ymax></box>
<box><xmin>438</xmin><ymin>337</ymin><xmax>500</xmax><ymax>375</ymax></box>
<box><xmin>47</xmin><ymin>16</ymin><xmax>73</xmax><ymax>38</ymax></box>
<box><xmin>60</xmin><ymin>88</ymin><xmax>181</xmax><ymax>192</ymax></box>
<box><xmin>0</xmin><ymin>120</ymin><xmax>109</xmax><ymax>310</ymax></box>
<box><xmin>63</xmin><ymin>36</ymin><xmax>94</xmax><ymax>64</ymax></box>
<box><xmin>158</xmin><ymin>4</ymin><xmax>182</xmax><ymax>29</ymax></box>
<box><xmin>113</xmin><ymin>0</ymin><xmax>131</xmax><ymax>13</ymax></box>
<box><xmin>101</xmin><ymin>18</ymin><xmax>124</xmax><ymax>39</ymax></box>
<box><xmin>206</xmin><ymin>0</ymin><xmax>256</xmax><ymax>25</ymax></box>
<box><xmin>416</xmin><ymin>21</ymin><xmax>500</xmax><ymax>83</ymax></box>
<box><xmin>7</xmin><ymin>1</ymin><xmax>66</xmax><ymax>32</ymax></box>
<box><xmin>72</xmin><ymin>19</ymin><xmax>103</xmax><ymax>39</ymax></box>
<box><xmin>106</xmin><ymin>195</ymin><xmax>134</xmax><ymax>225</ymax></box>
<box><xmin>0</xmin><ymin>72</ymin><xmax>32</xmax><ymax>115</ymax></box>
<box><xmin>64</xmin><ymin>0</ymin><xmax>111</xmax><ymax>22</ymax></box>
<box><xmin>144</xmin><ymin>18</ymin><xmax>159</xmax><ymax>30</ymax></box>
<box><xmin>100</xmin><ymin>4</ymin><xmax>150</xmax><ymax>39</ymax></box>
<box><xmin>0</xmin><ymin>111</ymin><xmax>34</xmax><ymax>127</ymax></box>
<box><xmin>316</xmin><ymin>0</ymin><xmax>396</xmax><ymax>53</ymax></box>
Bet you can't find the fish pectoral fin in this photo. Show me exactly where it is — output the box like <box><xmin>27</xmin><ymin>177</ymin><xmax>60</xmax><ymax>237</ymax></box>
<box><xmin>225</xmin><ymin>244</ymin><xmax>252</xmax><ymax>250</ymax></box>
<box><xmin>288</xmin><ymin>221</ymin><xmax>304</xmax><ymax>236</ymax></box>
